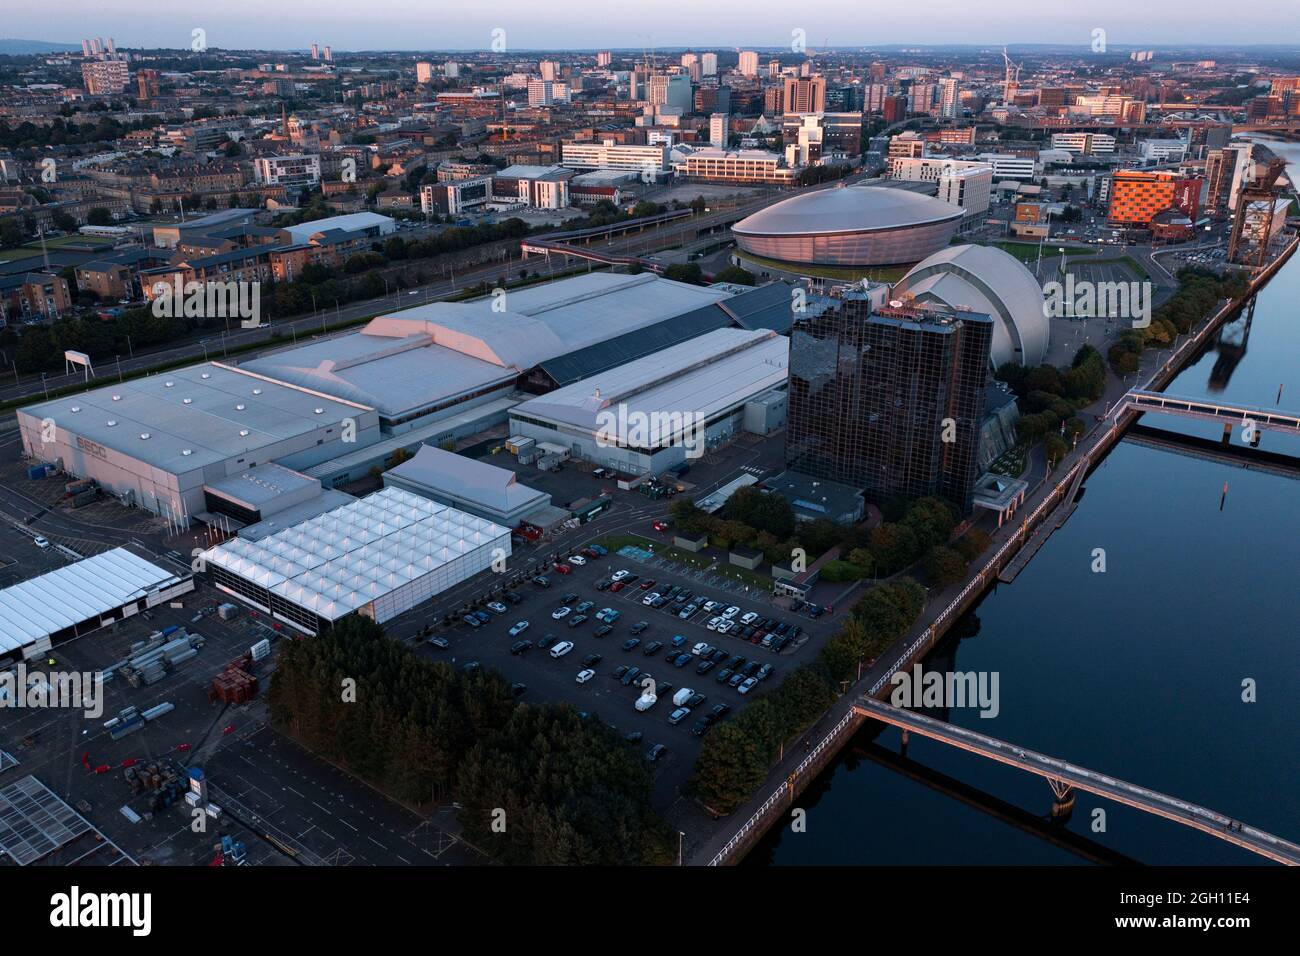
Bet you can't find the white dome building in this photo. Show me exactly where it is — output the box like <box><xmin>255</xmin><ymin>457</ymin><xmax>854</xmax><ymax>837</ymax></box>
<box><xmin>892</xmin><ymin>244</ymin><xmax>1050</xmax><ymax>368</ymax></box>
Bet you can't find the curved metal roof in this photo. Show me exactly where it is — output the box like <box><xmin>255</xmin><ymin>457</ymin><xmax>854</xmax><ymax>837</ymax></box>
<box><xmin>733</xmin><ymin>184</ymin><xmax>963</xmax><ymax>237</ymax></box>
<box><xmin>894</xmin><ymin>244</ymin><xmax>1050</xmax><ymax>367</ymax></box>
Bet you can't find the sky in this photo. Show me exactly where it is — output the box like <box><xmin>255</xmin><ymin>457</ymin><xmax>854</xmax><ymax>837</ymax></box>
<box><xmin>5</xmin><ymin>0</ymin><xmax>1297</xmax><ymax>51</ymax></box>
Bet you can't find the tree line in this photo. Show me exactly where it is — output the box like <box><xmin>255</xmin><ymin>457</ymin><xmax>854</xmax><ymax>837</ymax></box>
<box><xmin>267</xmin><ymin>617</ymin><xmax>675</xmax><ymax>865</ymax></box>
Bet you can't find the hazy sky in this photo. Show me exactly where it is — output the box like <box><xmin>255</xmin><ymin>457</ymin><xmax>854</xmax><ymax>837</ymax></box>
<box><xmin>7</xmin><ymin>0</ymin><xmax>1296</xmax><ymax>50</ymax></box>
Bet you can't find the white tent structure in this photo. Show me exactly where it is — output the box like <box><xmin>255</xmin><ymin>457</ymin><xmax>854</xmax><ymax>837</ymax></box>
<box><xmin>202</xmin><ymin>487</ymin><xmax>510</xmax><ymax>634</ymax></box>
<box><xmin>0</xmin><ymin>548</ymin><xmax>193</xmax><ymax>666</ymax></box>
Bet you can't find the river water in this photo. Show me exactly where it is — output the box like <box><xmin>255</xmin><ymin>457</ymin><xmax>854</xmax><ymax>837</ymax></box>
<box><xmin>751</xmin><ymin>137</ymin><xmax>1300</xmax><ymax>866</ymax></box>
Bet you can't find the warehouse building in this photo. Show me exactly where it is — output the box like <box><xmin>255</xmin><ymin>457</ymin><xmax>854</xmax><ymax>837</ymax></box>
<box><xmin>383</xmin><ymin>444</ymin><xmax>550</xmax><ymax>526</ymax></box>
<box><xmin>202</xmin><ymin>487</ymin><xmax>510</xmax><ymax>635</ymax></box>
<box><xmin>0</xmin><ymin>548</ymin><xmax>194</xmax><ymax>667</ymax></box>
<box><xmin>17</xmin><ymin>363</ymin><xmax>379</xmax><ymax>524</ymax></box>
<box><xmin>509</xmin><ymin>328</ymin><xmax>788</xmax><ymax>476</ymax></box>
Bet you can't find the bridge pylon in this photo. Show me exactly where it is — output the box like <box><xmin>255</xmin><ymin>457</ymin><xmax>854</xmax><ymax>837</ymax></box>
<box><xmin>1047</xmin><ymin>777</ymin><xmax>1075</xmax><ymax>820</ymax></box>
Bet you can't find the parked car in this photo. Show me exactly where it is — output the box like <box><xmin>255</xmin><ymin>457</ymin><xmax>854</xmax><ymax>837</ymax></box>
<box><xmin>553</xmin><ymin>563</ymin><xmax>572</xmax><ymax>575</ymax></box>
<box><xmin>691</xmin><ymin>717</ymin><xmax>712</xmax><ymax>736</ymax></box>
<box><xmin>582</xmin><ymin>653</ymin><xmax>603</xmax><ymax>667</ymax></box>
<box><xmin>609</xmin><ymin>581</ymin><xmax>626</xmax><ymax>592</ymax></box>
<box><xmin>537</xmin><ymin>633</ymin><xmax>558</xmax><ymax>650</ymax></box>
<box><xmin>551</xmin><ymin>606</ymin><xmax>572</xmax><ymax>620</ymax></box>
<box><xmin>613</xmin><ymin>665</ymin><xmax>630</xmax><ymax>680</ymax></box>
<box><xmin>550</xmin><ymin>641</ymin><xmax>574</xmax><ymax>658</ymax></box>
<box><xmin>671</xmin><ymin>635</ymin><xmax>687</xmax><ymax>648</ymax></box>
<box><xmin>728</xmin><ymin>672</ymin><xmax>746</xmax><ymax>688</ymax></box>
<box><xmin>622</xmin><ymin>638</ymin><xmax>641</xmax><ymax>651</ymax></box>
<box><xmin>462</xmin><ymin>615</ymin><xmax>483</xmax><ymax>628</ymax></box>
<box><xmin>575</xmin><ymin>600</ymin><xmax>594</xmax><ymax>614</ymax></box>
<box><xmin>589</xmin><ymin>544</ymin><xmax>608</xmax><ymax>556</ymax></box>
<box><xmin>740</xmin><ymin>611</ymin><xmax>759</xmax><ymax>625</ymax></box>
<box><xmin>738</xmin><ymin>677</ymin><xmax>758</xmax><ymax>695</ymax></box>
<box><xmin>532</xmin><ymin>575</ymin><xmax>550</xmax><ymax>588</ymax></box>
<box><xmin>678</xmin><ymin>604</ymin><xmax>697</xmax><ymax>619</ymax></box>
<box><xmin>642</xmin><ymin>640</ymin><xmax>664</xmax><ymax>657</ymax></box>
<box><xmin>686</xmin><ymin>692</ymin><xmax>705</xmax><ymax>709</ymax></box>
<box><xmin>756</xmin><ymin>663</ymin><xmax>774</xmax><ymax>681</ymax></box>
<box><xmin>715</xmin><ymin>668</ymin><xmax>734</xmax><ymax>685</ymax></box>
<box><xmin>472</xmin><ymin>610</ymin><xmax>491</xmax><ymax>625</ymax></box>
<box><xmin>707</xmin><ymin>617</ymin><xmax>723</xmax><ymax>631</ymax></box>
<box><xmin>646</xmin><ymin>743</ymin><xmax>667</xmax><ymax>763</ymax></box>
<box><xmin>595</xmin><ymin>579</ymin><xmax>612</xmax><ymax>591</ymax></box>
<box><xmin>427</xmin><ymin>637</ymin><xmax>449</xmax><ymax>649</ymax></box>
<box><xmin>642</xmin><ymin>592</ymin><xmax>660</xmax><ymax>606</ymax></box>
<box><xmin>33</xmin><ymin>536</ymin><xmax>50</xmax><ymax>549</ymax></box>
<box><xmin>486</xmin><ymin>601</ymin><xmax>508</xmax><ymax>614</ymax></box>
<box><xmin>652</xmin><ymin>520</ymin><xmax>670</xmax><ymax>532</ymax></box>
<box><xmin>503</xmin><ymin>591</ymin><xmax>523</xmax><ymax>605</ymax></box>
<box><xmin>696</xmin><ymin>659</ymin><xmax>716</xmax><ymax>675</ymax></box>
<box><xmin>691</xmin><ymin>642</ymin><xmax>711</xmax><ymax>656</ymax></box>
<box><xmin>508</xmin><ymin>621</ymin><xmax>530</xmax><ymax>637</ymax></box>
<box><xmin>639</xmin><ymin>579</ymin><xmax>656</xmax><ymax>590</ymax></box>
<box><xmin>568</xmin><ymin>554</ymin><xmax>587</xmax><ymax>566</ymax></box>
<box><xmin>621</xmin><ymin>667</ymin><xmax>642</xmax><ymax>686</ymax></box>
<box><xmin>624</xmin><ymin>730</ymin><xmax>642</xmax><ymax>743</ymax></box>
<box><xmin>668</xmin><ymin>707</ymin><xmax>690</xmax><ymax>725</ymax></box>
<box><xmin>594</xmin><ymin>624</ymin><xmax>613</xmax><ymax>637</ymax></box>
<box><xmin>630</xmin><ymin>621</ymin><xmax>649</xmax><ymax>635</ymax></box>
<box><xmin>576</xmin><ymin>669</ymin><xmax>595</xmax><ymax>683</ymax></box>
<box><xmin>710</xmin><ymin>703</ymin><xmax>732</xmax><ymax>720</ymax></box>
<box><xmin>671</xmin><ymin>652</ymin><xmax>692</xmax><ymax>668</ymax></box>
<box><xmin>510</xmin><ymin>640</ymin><xmax>533</xmax><ymax>655</ymax></box>
<box><xmin>568</xmin><ymin>614</ymin><xmax>588</xmax><ymax>627</ymax></box>
<box><xmin>722</xmin><ymin>606</ymin><xmax>740</xmax><ymax>619</ymax></box>
<box><xmin>611</xmin><ymin>569</ymin><xmax>630</xmax><ymax>582</ymax></box>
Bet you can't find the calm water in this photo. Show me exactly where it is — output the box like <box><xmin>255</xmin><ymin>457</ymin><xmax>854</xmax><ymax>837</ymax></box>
<box><xmin>752</xmin><ymin>138</ymin><xmax>1300</xmax><ymax>866</ymax></box>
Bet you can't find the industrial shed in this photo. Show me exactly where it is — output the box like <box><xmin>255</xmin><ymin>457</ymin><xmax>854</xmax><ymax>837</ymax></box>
<box><xmin>0</xmin><ymin>548</ymin><xmax>194</xmax><ymax>667</ymax></box>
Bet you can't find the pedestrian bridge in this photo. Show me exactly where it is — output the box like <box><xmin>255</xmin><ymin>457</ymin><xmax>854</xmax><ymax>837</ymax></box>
<box><xmin>854</xmin><ymin>698</ymin><xmax>1300</xmax><ymax>866</ymax></box>
<box><xmin>1121</xmin><ymin>389</ymin><xmax>1300</xmax><ymax>437</ymax></box>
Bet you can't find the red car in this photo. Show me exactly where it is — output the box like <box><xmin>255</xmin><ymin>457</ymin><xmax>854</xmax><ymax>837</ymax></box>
<box><xmin>554</xmin><ymin>563</ymin><xmax>572</xmax><ymax>575</ymax></box>
<box><xmin>610</xmin><ymin>581</ymin><xmax>626</xmax><ymax>592</ymax></box>
<box><xmin>652</xmin><ymin>520</ymin><xmax>670</xmax><ymax>532</ymax></box>
<box><xmin>639</xmin><ymin>579</ymin><xmax>656</xmax><ymax>590</ymax></box>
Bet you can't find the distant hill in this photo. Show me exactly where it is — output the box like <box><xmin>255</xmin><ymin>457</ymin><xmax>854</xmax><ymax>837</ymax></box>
<box><xmin>0</xmin><ymin>38</ymin><xmax>82</xmax><ymax>55</ymax></box>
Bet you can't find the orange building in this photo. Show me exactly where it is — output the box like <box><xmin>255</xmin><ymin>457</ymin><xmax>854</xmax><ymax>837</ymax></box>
<box><xmin>1107</xmin><ymin>170</ymin><xmax>1201</xmax><ymax>228</ymax></box>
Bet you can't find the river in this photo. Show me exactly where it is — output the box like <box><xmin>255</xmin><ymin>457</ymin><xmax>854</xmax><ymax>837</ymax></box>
<box><xmin>749</xmin><ymin>137</ymin><xmax>1300</xmax><ymax>866</ymax></box>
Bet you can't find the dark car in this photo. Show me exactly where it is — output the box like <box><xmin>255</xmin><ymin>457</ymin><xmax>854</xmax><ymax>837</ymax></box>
<box><xmin>575</xmin><ymin>600</ymin><xmax>594</xmax><ymax>614</ymax></box>
<box><xmin>772</xmin><ymin>634</ymin><xmax>791</xmax><ymax>652</ymax></box>
<box><xmin>708</xmin><ymin>648</ymin><xmax>727</xmax><ymax>663</ymax></box>
<box><xmin>462</xmin><ymin>614</ymin><xmax>482</xmax><ymax>628</ymax></box>
<box><xmin>532</xmin><ymin>575</ymin><xmax>550</xmax><ymax>588</ymax></box>
<box><xmin>461</xmin><ymin>661</ymin><xmax>481</xmax><ymax>673</ymax></box>
<box><xmin>724</xmin><ymin>655</ymin><xmax>745</xmax><ymax>671</ymax></box>
<box><xmin>622</xmin><ymin>574</ymin><xmax>639</xmax><ymax>585</ymax></box>
<box><xmin>560</xmin><ymin>591</ymin><xmax>579</xmax><ymax>605</ymax></box>
<box><xmin>789</xmin><ymin>624</ymin><xmax>802</xmax><ymax>639</ymax></box>
<box><xmin>472</xmin><ymin>610</ymin><xmax>491</xmax><ymax>624</ymax></box>
<box><xmin>613</xmin><ymin>665</ymin><xmax>630</xmax><ymax>680</ymax></box>
<box><xmin>624</xmin><ymin>731</ymin><xmax>643</xmax><ymax>744</ymax></box>
<box><xmin>567</xmin><ymin>614</ymin><xmax>588</xmax><ymax>628</ymax></box>
<box><xmin>686</xmin><ymin>692</ymin><xmax>706</xmax><ymax>709</ymax></box>
<box><xmin>691</xmin><ymin>717</ymin><xmax>713</xmax><ymax>737</ymax></box>
<box><xmin>776</xmin><ymin>622</ymin><xmax>790</xmax><ymax>635</ymax></box>
<box><xmin>595</xmin><ymin>579</ymin><xmax>612</xmax><ymax>591</ymax></box>
<box><xmin>630</xmin><ymin>621</ymin><xmax>649</xmax><ymax>635</ymax></box>
<box><xmin>710</xmin><ymin>703</ymin><xmax>732</xmax><ymax>720</ymax></box>
<box><xmin>642</xmin><ymin>640</ymin><xmax>664</xmax><ymax>657</ymax></box>
<box><xmin>807</xmin><ymin>605</ymin><xmax>825</xmax><ymax>618</ymax></box>
<box><xmin>728</xmin><ymin>672</ymin><xmax>746</xmax><ymax>688</ymax></box>
<box><xmin>621</xmin><ymin>638</ymin><xmax>641</xmax><ymax>651</ymax></box>
<box><xmin>671</xmin><ymin>652</ymin><xmax>692</xmax><ymax>668</ymax></box>
<box><xmin>742</xmin><ymin>661</ymin><xmax>762</xmax><ymax>678</ymax></box>
<box><xmin>504</xmin><ymin>591</ymin><xmax>523</xmax><ymax>605</ymax></box>
<box><xmin>715</xmin><ymin>668</ymin><xmax>734</xmax><ymax>685</ymax></box>
<box><xmin>509</xmin><ymin>682</ymin><xmax>526</xmax><ymax>697</ymax></box>
<box><xmin>594</xmin><ymin>624</ymin><xmax>613</xmax><ymax>637</ymax></box>
<box><xmin>509</xmin><ymin>639</ymin><xmax>533</xmax><ymax>655</ymax></box>
<box><xmin>537</xmin><ymin>633</ymin><xmax>559</xmax><ymax>650</ymax></box>
<box><xmin>621</xmin><ymin>667</ymin><xmax>641</xmax><ymax>686</ymax></box>
<box><xmin>582</xmin><ymin>653</ymin><xmax>603</xmax><ymax>667</ymax></box>
<box><xmin>741</xmin><ymin>625</ymin><xmax>756</xmax><ymax>639</ymax></box>
<box><xmin>651</xmin><ymin>595</ymin><xmax>669</xmax><ymax>608</ymax></box>
<box><xmin>696</xmin><ymin>659</ymin><xmax>716</xmax><ymax>675</ymax></box>
<box><xmin>646</xmin><ymin>744</ymin><xmax>667</xmax><ymax>763</ymax></box>
<box><xmin>756</xmin><ymin>663</ymin><xmax>774</xmax><ymax>681</ymax></box>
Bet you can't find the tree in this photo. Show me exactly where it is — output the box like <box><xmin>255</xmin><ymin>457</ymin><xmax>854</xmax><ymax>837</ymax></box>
<box><xmin>868</xmin><ymin>523</ymin><xmax>921</xmax><ymax>573</ymax></box>
<box><xmin>924</xmin><ymin>545</ymin><xmax>967</xmax><ymax>587</ymax></box>
<box><xmin>86</xmin><ymin>207</ymin><xmax>113</xmax><ymax>226</ymax></box>
<box><xmin>663</xmin><ymin>262</ymin><xmax>704</xmax><ymax>285</ymax></box>
<box><xmin>711</xmin><ymin>265</ymin><xmax>756</xmax><ymax>285</ymax></box>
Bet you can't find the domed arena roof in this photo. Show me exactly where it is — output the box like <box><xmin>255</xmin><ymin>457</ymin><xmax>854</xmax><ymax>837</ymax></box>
<box><xmin>892</xmin><ymin>244</ymin><xmax>1050</xmax><ymax>368</ymax></box>
<box><xmin>732</xmin><ymin>184</ymin><xmax>963</xmax><ymax>267</ymax></box>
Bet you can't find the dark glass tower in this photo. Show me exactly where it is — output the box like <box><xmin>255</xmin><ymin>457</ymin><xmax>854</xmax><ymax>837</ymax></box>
<box><xmin>785</xmin><ymin>291</ymin><xmax>992</xmax><ymax>515</ymax></box>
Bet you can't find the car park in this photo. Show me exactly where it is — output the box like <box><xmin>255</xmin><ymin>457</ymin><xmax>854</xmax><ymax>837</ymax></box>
<box><xmin>576</xmin><ymin>669</ymin><xmax>595</xmax><ymax>683</ymax></box>
<box><xmin>551</xmin><ymin>606</ymin><xmax>572</xmax><ymax>620</ymax></box>
<box><xmin>510</xmin><ymin>640</ymin><xmax>533</xmax><ymax>655</ymax></box>
<box><xmin>642</xmin><ymin>640</ymin><xmax>663</xmax><ymax>656</ymax></box>
<box><xmin>550</xmin><ymin>641</ymin><xmax>574</xmax><ymax>658</ymax></box>
<box><xmin>508</xmin><ymin>621</ymin><xmax>530</xmax><ymax>637</ymax></box>
<box><xmin>622</xmin><ymin>638</ymin><xmax>641</xmax><ymax>651</ymax></box>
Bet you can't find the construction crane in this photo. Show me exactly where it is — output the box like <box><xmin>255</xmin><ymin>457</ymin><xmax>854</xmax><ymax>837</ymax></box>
<box><xmin>1002</xmin><ymin>47</ymin><xmax>1023</xmax><ymax>104</ymax></box>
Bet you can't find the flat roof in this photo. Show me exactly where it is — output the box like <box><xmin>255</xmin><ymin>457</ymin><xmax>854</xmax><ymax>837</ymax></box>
<box><xmin>0</xmin><ymin>548</ymin><xmax>188</xmax><ymax>655</ymax></box>
<box><xmin>281</xmin><ymin>212</ymin><xmax>394</xmax><ymax>242</ymax></box>
<box><xmin>19</xmin><ymin>363</ymin><xmax>368</xmax><ymax>475</ymax></box>
<box><xmin>202</xmin><ymin>487</ymin><xmax>509</xmax><ymax>621</ymax></box>
<box><xmin>385</xmin><ymin>445</ymin><xmax>547</xmax><ymax>514</ymax></box>
<box><xmin>512</xmin><ymin>328</ymin><xmax>788</xmax><ymax>441</ymax></box>
<box><xmin>204</xmin><ymin>462</ymin><xmax>319</xmax><ymax>510</ymax></box>
<box><xmin>242</xmin><ymin>273</ymin><xmax>731</xmax><ymax>419</ymax></box>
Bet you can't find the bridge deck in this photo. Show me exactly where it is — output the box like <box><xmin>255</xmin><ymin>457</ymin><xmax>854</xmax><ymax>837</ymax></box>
<box><xmin>854</xmin><ymin>698</ymin><xmax>1300</xmax><ymax>866</ymax></box>
<box><xmin>1124</xmin><ymin>390</ymin><xmax>1300</xmax><ymax>434</ymax></box>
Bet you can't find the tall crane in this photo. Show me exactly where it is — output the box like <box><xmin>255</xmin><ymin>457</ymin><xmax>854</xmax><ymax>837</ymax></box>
<box><xmin>1002</xmin><ymin>47</ymin><xmax>1022</xmax><ymax>105</ymax></box>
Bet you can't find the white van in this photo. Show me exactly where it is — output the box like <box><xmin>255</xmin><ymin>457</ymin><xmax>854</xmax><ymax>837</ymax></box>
<box><xmin>672</xmin><ymin>687</ymin><xmax>694</xmax><ymax>707</ymax></box>
<box><xmin>550</xmin><ymin>640</ymin><xmax>574</xmax><ymax>658</ymax></box>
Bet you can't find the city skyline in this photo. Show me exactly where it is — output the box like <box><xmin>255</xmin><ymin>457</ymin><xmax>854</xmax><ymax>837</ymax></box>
<box><xmin>5</xmin><ymin>0</ymin><xmax>1299</xmax><ymax>51</ymax></box>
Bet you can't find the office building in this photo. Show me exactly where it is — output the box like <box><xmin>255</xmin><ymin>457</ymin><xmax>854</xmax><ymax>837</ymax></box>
<box><xmin>785</xmin><ymin>292</ymin><xmax>991</xmax><ymax>515</ymax></box>
<box><xmin>648</xmin><ymin>73</ymin><xmax>693</xmax><ymax>113</ymax></box>
<box><xmin>783</xmin><ymin>76</ymin><xmax>826</xmax><ymax>115</ymax></box>
<box><xmin>254</xmin><ymin>154</ymin><xmax>321</xmax><ymax>187</ymax></box>
<box><xmin>1107</xmin><ymin>170</ymin><xmax>1202</xmax><ymax>227</ymax></box>
<box><xmin>560</xmin><ymin>140</ymin><xmax>668</xmax><ymax>174</ymax></box>
<box><xmin>420</xmin><ymin>176</ymin><xmax>492</xmax><ymax>216</ymax></box>
<box><xmin>1050</xmin><ymin>132</ymin><xmax>1115</xmax><ymax>155</ymax></box>
<box><xmin>975</xmin><ymin>153</ymin><xmax>1036</xmax><ymax>180</ymax></box>
<box><xmin>738</xmin><ymin>51</ymin><xmax>759</xmax><ymax>77</ymax></box>
<box><xmin>674</xmin><ymin>147</ymin><xmax>799</xmax><ymax>185</ymax></box>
